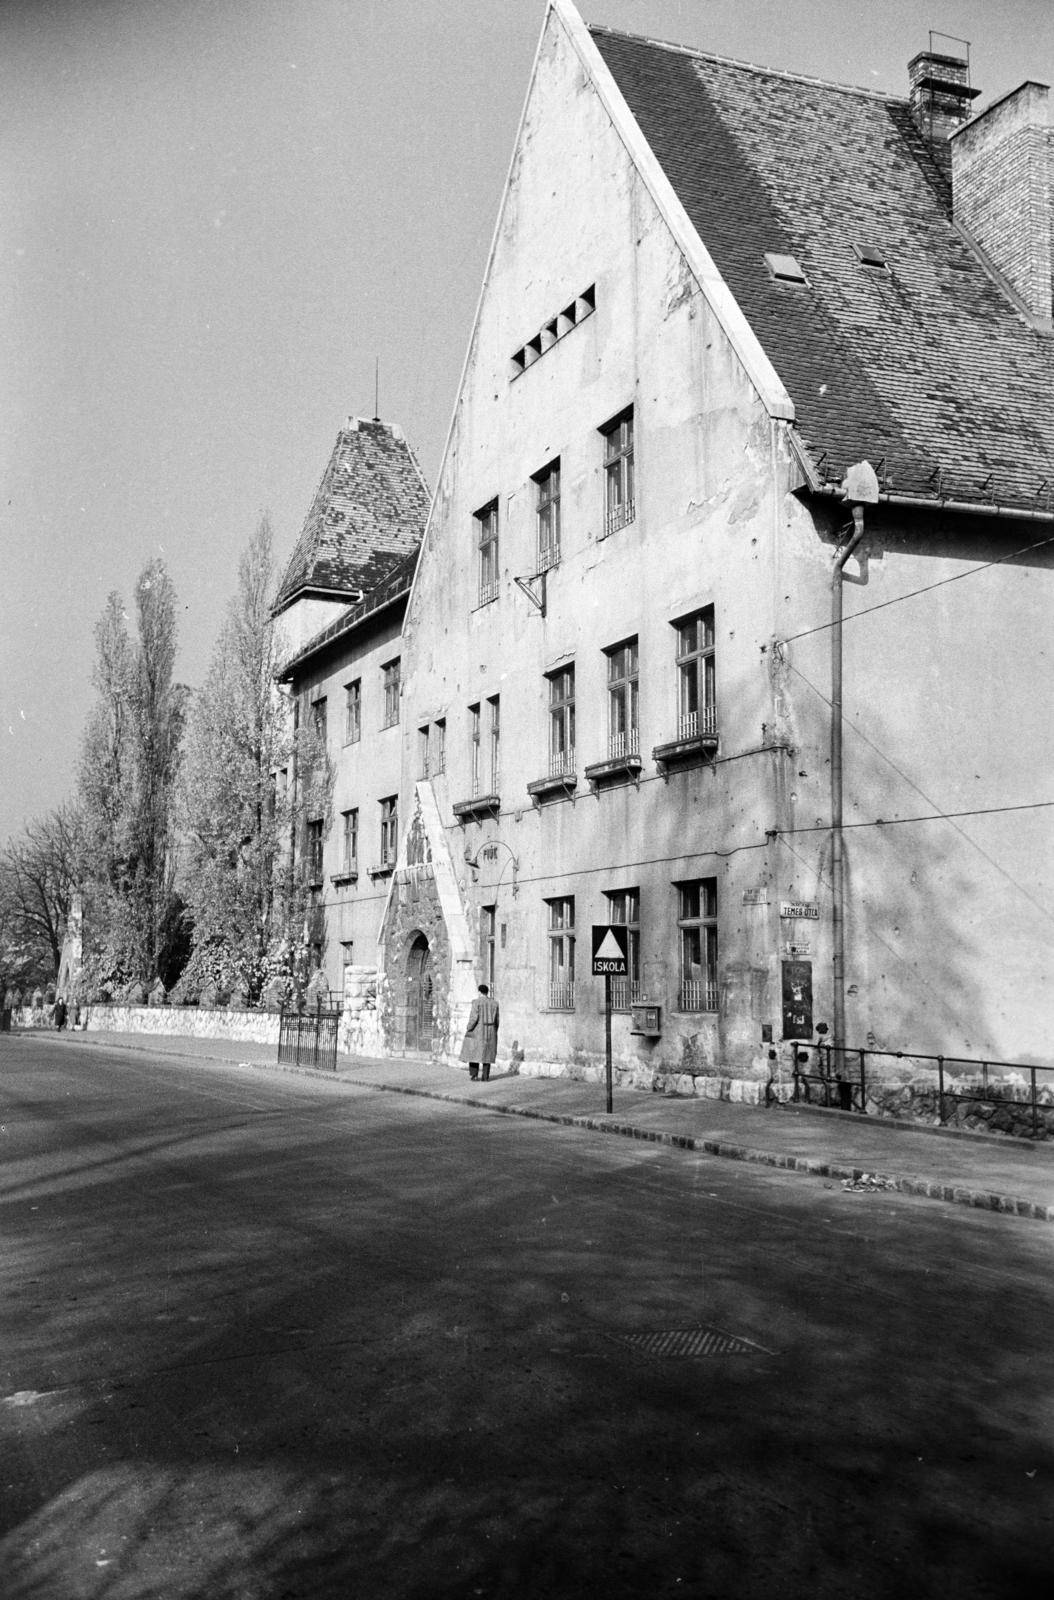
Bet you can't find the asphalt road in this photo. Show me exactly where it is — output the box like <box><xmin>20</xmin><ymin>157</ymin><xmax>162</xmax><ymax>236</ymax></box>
<box><xmin>1</xmin><ymin>1036</ymin><xmax>1052</xmax><ymax>1600</ymax></box>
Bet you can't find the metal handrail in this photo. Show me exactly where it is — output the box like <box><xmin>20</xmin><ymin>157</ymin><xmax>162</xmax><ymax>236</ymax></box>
<box><xmin>788</xmin><ymin>1040</ymin><xmax>1054</xmax><ymax>1134</ymax></box>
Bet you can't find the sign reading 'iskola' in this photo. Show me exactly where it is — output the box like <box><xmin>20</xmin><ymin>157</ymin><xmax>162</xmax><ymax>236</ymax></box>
<box><xmin>779</xmin><ymin>901</ymin><xmax>820</xmax><ymax>920</ymax></box>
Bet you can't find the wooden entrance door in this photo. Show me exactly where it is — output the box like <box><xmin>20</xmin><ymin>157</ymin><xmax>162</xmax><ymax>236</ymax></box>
<box><xmin>405</xmin><ymin>935</ymin><xmax>433</xmax><ymax>1052</ymax></box>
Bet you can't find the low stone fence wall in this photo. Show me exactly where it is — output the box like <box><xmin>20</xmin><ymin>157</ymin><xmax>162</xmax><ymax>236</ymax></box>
<box><xmin>9</xmin><ymin>993</ymin><xmax>382</xmax><ymax>1060</ymax></box>
<box><xmin>864</xmin><ymin>1078</ymin><xmax>1054</xmax><ymax>1139</ymax></box>
<box><xmin>518</xmin><ymin>1058</ymin><xmax>1054</xmax><ymax>1137</ymax></box>
<box><xmin>78</xmin><ymin>1004</ymin><xmax>281</xmax><ymax>1046</ymax></box>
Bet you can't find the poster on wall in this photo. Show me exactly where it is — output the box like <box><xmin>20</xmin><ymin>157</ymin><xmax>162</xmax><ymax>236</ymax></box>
<box><xmin>781</xmin><ymin>959</ymin><xmax>813</xmax><ymax>1040</ymax></box>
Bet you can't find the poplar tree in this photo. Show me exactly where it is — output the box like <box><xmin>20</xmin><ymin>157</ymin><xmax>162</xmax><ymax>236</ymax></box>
<box><xmin>180</xmin><ymin>516</ymin><xmax>295</xmax><ymax>1000</ymax></box>
<box><xmin>78</xmin><ymin>560</ymin><xmax>186</xmax><ymax>991</ymax></box>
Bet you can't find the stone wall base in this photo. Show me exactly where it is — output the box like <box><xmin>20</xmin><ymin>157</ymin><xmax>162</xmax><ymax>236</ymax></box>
<box><xmin>517</xmin><ymin>1060</ymin><xmax>770</xmax><ymax>1104</ymax></box>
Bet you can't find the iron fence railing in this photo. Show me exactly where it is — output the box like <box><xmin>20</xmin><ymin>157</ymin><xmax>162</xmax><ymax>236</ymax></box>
<box><xmin>787</xmin><ymin>1041</ymin><xmax>1054</xmax><ymax>1134</ymax></box>
<box><xmin>278</xmin><ymin>1004</ymin><xmax>340</xmax><ymax>1072</ymax></box>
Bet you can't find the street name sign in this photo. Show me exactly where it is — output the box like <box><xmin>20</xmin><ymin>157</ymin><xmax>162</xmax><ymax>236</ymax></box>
<box><xmin>779</xmin><ymin>901</ymin><xmax>819</xmax><ymax>920</ymax></box>
<box><xmin>592</xmin><ymin>924</ymin><xmax>629</xmax><ymax>976</ymax></box>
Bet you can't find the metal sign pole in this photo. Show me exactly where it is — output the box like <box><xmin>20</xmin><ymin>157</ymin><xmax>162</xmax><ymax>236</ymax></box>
<box><xmin>605</xmin><ymin>972</ymin><xmax>613</xmax><ymax>1114</ymax></box>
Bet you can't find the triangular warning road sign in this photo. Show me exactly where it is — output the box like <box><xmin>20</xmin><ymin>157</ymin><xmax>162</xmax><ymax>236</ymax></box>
<box><xmin>595</xmin><ymin>929</ymin><xmax>624</xmax><ymax>961</ymax></box>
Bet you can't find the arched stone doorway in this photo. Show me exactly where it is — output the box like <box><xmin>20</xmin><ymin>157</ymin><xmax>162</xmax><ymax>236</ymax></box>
<box><xmin>405</xmin><ymin>933</ymin><xmax>434</xmax><ymax>1053</ymax></box>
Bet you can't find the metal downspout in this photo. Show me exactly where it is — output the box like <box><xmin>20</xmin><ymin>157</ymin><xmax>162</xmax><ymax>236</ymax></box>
<box><xmin>831</xmin><ymin>508</ymin><xmax>867</xmax><ymax>1062</ymax></box>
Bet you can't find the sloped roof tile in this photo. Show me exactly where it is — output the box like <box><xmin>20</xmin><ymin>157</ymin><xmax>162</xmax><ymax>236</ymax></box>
<box><xmin>591</xmin><ymin>27</ymin><xmax>1054</xmax><ymax>511</ymax></box>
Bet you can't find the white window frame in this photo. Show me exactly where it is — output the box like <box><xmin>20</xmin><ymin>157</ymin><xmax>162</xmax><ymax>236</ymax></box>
<box><xmin>676</xmin><ymin>878</ymin><xmax>718</xmax><ymax>1012</ymax></box>
<box><xmin>606</xmin><ymin>639</ymin><xmax>639</xmax><ymax>760</ymax></box>
<box><xmin>547</xmin><ymin>664</ymin><xmax>575</xmax><ymax>776</ymax></box>
<box><xmin>675</xmin><ymin>608</ymin><xmax>716</xmax><ymax>740</ymax></box>
<box><xmin>477</xmin><ymin>500</ymin><xmax>499</xmax><ymax>605</ymax></box>
<box><xmin>546</xmin><ymin>896</ymin><xmax>576</xmax><ymax>1010</ymax></box>
<box><xmin>605</xmin><ymin>887</ymin><xmax>641</xmax><ymax>1011</ymax></box>
<box><xmin>534</xmin><ymin>458</ymin><xmax>561</xmax><ymax>571</ymax></box>
<box><xmin>381</xmin><ymin>659</ymin><xmax>401</xmax><ymax>730</ymax></box>
<box><xmin>344</xmin><ymin>679</ymin><xmax>362</xmax><ymax>744</ymax></box>
<box><xmin>601</xmin><ymin>408</ymin><xmax>635</xmax><ymax>535</ymax></box>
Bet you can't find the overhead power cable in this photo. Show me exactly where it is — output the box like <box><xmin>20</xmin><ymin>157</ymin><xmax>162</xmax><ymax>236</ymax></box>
<box><xmin>778</xmin><ymin>530</ymin><xmax>1054</xmax><ymax>648</ymax></box>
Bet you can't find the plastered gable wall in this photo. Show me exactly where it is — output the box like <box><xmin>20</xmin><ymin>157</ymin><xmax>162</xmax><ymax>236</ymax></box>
<box><xmin>400</xmin><ymin>12</ymin><xmax>789</xmax><ymax>1075</ymax></box>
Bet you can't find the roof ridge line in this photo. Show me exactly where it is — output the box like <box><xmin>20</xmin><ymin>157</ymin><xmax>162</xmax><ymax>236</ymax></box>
<box><xmin>587</xmin><ymin>22</ymin><xmax>907</xmax><ymax>105</ymax></box>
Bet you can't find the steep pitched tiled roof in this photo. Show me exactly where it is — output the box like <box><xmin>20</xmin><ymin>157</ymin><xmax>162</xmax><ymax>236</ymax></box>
<box><xmin>591</xmin><ymin>27</ymin><xmax>1054</xmax><ymax>513</ymax></box>
<box><xmin>272</xmin><ymin>417</ymin><xmax>430</xmax><ymax>615</ymax></box>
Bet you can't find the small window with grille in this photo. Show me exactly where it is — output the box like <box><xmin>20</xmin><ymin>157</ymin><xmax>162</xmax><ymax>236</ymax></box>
<box><xmin>600</xmin><ymin>408</ymin><xmax>634</xmax><ymax>536</ymax></box>
<box><xmin>533</xmin><ymin>459</ymin><xmax>561</xmax><ymax>570</ymax></box>
<box><xmin>675</xmin><ymin>609</ymin><xmax>715</xmax><ymax>741</ymax></box>
<box><xmin>605</xmin><ymin>887</ymin><xmax>641</xmax><ymax>1011</ymax></box>
<box><xmin>676</xmin><ymin>878</ymin><xmax>718</xmax><ymax>1012</ymax></box>
<box><xmin>605</xmin><ymin>639</ymin><xmax>639</xmax><ymax>760</ymax></box>
<box><xmin>546</xmin><ymin>896</ymin><xmax>575</xmax><ymax>1010</ymax></box>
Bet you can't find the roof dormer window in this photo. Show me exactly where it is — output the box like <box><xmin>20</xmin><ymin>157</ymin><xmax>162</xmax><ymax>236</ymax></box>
<box><xmin>764</xmin><ymin>251</ymin><xmax>808</xmax><ymax>285</ymax></box>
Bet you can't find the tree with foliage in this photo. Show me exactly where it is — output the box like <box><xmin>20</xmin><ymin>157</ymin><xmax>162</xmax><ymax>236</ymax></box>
<box><xmin>78</xmin><ymin>560</ymin><xmax>187</xmax><ymax>994</ymax></box>
<box><xmin>180</xmin><ymin>516</ymin><xmax>307</xmax><ymax>1002</ymax></box>
<box><xmin>0</xmin><ymin>805</ymin><xmax>82</xmax><ymax>987</ymax></box>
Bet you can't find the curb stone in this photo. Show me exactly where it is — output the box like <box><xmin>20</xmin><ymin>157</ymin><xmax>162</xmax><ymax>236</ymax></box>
<box><xmin>31</xmin><ymin>1037</ymin><xmax>1052</xmax><ymax>1224</ymax></box>
<box><xmin>330</xmin><ymin>1072</ymin><xmax>1054</xmax><ymax>1225</ymax></box>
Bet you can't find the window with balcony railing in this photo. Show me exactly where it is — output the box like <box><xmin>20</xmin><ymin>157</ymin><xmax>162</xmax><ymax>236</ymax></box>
<box><xmin>547</xmin><ymin>896</ymin><xmax>575</xmax><ymax>1009</ymax></box>
<box><xmin>548</xmin><ymin>664</ymin><xmax>575</xmax><ymax>775</ymax></box>
<box><xmin>676</xmin><ymin>878</ymin><xmax>718</xmax><ymax>1012</ymax></box>
<box><xmin>676</xmin><ymin>609</ymin><xmax>715</xmax><ymax>740</ymax></box>
<box><xmin>606</xmin><ymin>639</ymin><xmax>639</xmax><ymax>760</ymax></box>
<box><xmin>601</xmin><ymin>408</ymin><xmax>634</xmax><ymax>536</ymax></box>
<box><xmin>534</xmin><ymin>458</ymin><xmax>561</xmax><ymax>570</ymax></box>
<box><xmin>605</xmin><ymin>887</ymin><xmax>641</xmax><ymax>1012</ymax></box>
<box><xmin>477</xmin><ymin>499</ymin><xmax>499</xmax><ymax>605</ymax></box>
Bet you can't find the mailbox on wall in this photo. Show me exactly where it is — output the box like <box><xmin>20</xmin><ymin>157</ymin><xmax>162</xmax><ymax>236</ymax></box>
<box><xmin>629</xmin><ymin>1002</ymin><xmax>662</xmax><ymax>1037</ymax></box>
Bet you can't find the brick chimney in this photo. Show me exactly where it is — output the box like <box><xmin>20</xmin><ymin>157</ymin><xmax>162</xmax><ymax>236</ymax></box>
<box><xmin>909</xmin><ymin>46</ymin><xmax>980</xmax><ymax>142</ymax></box>
<box><xmin>950</xmin><ymin>81</ymin><xmax>1053</xmax><ymax>324</ymax></box>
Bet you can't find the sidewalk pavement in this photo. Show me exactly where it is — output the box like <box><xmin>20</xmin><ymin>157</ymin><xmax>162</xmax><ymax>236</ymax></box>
<box><xmin>39</xmin><ymin>1028</ymin><xmax>1054</xmax><ymax>1223</ymax></box>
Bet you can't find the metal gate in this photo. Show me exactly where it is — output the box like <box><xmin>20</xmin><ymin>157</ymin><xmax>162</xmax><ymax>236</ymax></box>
<box><xmin>277</xmin><ymin>1006</ymin><xmax>340</xmax><ymax>1071</ymax></box>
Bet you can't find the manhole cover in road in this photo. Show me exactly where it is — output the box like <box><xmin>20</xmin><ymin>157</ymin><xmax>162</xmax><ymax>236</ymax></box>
<box><xmin>605</xmin><ymin>1325</ymin><xmax>774</xmax><ymax>1358</ymax></box>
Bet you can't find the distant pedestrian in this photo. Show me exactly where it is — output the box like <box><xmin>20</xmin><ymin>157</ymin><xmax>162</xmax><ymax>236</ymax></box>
<box><xmin>53</xmin><ymin>996</ymin><xmax>67</xmax><ymax>1031</ymax></box>
<box><xmin>460</xmin><ymin>984</ymin><xmax>499</xmax><ymax>1081</ymax></box>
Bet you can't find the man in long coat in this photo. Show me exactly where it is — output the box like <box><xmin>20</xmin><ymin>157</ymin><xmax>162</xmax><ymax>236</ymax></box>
<box><xmin>460</xmin><ymin>984</ymin><xmax>499</xmax><ymax>1081</ymax></box>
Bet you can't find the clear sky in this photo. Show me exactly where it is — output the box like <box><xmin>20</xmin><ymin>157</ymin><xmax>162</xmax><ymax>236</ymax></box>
<box><xmin>3</xmin><ymin>0</ymin><xmax>1052</xmax><ymax>842</ymax></box>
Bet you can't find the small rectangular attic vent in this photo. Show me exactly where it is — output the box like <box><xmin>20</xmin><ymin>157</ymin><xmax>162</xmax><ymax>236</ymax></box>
<box><xmin>854</xmin><ymin>242</ymin><xmax>890</xmax><ymax>271</ymax></box>
<box><xmin>764</xmin><ymin>251</ymin><xmax>808</xmax><ymax>284</ymax></box>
